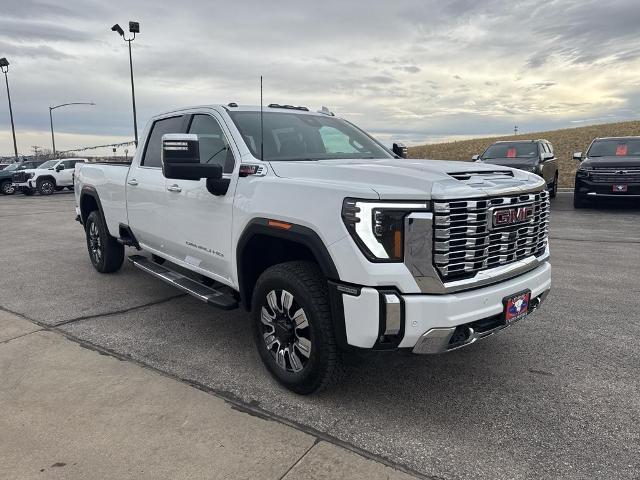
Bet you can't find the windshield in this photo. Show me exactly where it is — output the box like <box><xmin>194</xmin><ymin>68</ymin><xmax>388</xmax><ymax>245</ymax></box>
<box><xmin>38</xmin><ymin>160</ymin><xmax>57</xmax><ymax>169</ymax></box>
<box><xmin>228</xmin><ymin>111</ymin><xmax>393</xmax><ymax>161</ymax></box>
<box><xmin>483</xmin><ymin>142</ymin><xmax>539</xmax><ymax>160</ymax></box>
<box><xmin>587</xmin><ymin>139</ymin><xmax>640</xmax><ymax>157</ymax></box>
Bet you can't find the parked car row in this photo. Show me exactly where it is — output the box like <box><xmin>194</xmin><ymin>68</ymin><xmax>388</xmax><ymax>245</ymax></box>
<box><xmin>472</xmin><ymin>136</ymin><xmax>640</xmax><ymax>208</ymax></box>
<box><xmin>0</xmin><ymin>158</ymin><xmax>86</xmax><ymax>195</ymax></box>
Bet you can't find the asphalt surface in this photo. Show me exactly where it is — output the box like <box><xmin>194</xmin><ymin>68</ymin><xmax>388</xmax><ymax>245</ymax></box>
<box><xmin>1</xmin><ymin>190</ymin><xmax>639</xmax><ymax>480</ymax></box>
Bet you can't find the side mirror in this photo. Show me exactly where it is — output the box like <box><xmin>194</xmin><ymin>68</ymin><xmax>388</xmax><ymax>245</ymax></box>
<box><xmin>161</xmin><ymin>134</ymin><xmax>222</xmax><ymax>181</ymax></box>
<box><xmin>471</xmin><ymin>154</ymin><xmax>480</xmax><ymax>162</ymax></box>
<box><xmin>572</xmin><ymin>152</ymin><xmax>582</xmax><ymax>161</ymax></box>
<box><xmin>55</xmin><ymin>164</ymin><xmax>64</xmax><ymax>172</ymax></box>
<box><xmin>392</xmin><ymin>142</ymin><xmax>408</xmax><ymax>158</ymax></box>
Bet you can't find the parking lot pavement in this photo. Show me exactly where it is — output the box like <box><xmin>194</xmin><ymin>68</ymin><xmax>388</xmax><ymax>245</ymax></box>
<box><xmin>2</xmin><ymin>192</ymin><xmax>639</xmax><ymax>479</ymax></box>
<box><xmin>0</xmin><ymin>312</ymin><xmax>414</xmax><ymax>480</ymax></box>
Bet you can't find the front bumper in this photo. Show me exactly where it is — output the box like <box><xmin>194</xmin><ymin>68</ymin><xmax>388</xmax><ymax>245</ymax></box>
<box><xmin>336</xmin><ymin>260</ymin><xmax>551</xmax><ymax>352</ymax></box>
<box><xmin>575</xmin><ymin>177</ymin><xmax>640</xmax><ymax>197</ymax></box>
<box><xmin>12</xmin><ymin>180</ymin><xmax>32</xmax><ymax>188</ymax></box>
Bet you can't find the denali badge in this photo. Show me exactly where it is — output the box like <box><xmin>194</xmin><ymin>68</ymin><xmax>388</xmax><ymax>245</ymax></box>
<box><xmin>492</xmin><ymin>205</ymin><xmax>534</xmax><ymax>228</ymax></box>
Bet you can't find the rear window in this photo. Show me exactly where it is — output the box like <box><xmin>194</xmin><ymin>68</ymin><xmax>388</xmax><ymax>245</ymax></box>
<box><xmin>483</xmin><ymin>142</ymin><xmax>539</xmax><ymax>160</ymax></box>
<box><xmin>142</xmin><ymin>116</ymin><xmax>185</xmax><ymax>167</ymax></box>
<box><xmin>587</xmin><ymin>139</ymin><xmax>640</xmax><ymax>157</ymax></box>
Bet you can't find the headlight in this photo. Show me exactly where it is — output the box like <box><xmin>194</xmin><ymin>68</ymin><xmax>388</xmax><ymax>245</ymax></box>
<box><xmin>342</xmin><ymin>198</ymin><xmax>429</xmax><ymax>262</ymax></box>
<box><xmin>576</xmin><ymin>164</ymin><xmax>592</xmax><ymax>177</ymax></box>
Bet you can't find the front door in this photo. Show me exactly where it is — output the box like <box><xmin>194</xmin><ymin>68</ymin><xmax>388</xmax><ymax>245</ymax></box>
<box><xmin>162</xmin><ymin>112</ymin><xmax>238</xmax><ymax>284</ymax></box>
<box><xmin>126</xmin><ymin>115</ymin><xmax>186</xmax><ymax>252</ymax></box>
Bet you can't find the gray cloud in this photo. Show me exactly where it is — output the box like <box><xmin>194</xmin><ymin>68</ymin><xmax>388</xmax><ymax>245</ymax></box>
<box><xmin>0</xmin><ymin>0</ymin><xmax>639</xmax><ymax>155</ymax></box>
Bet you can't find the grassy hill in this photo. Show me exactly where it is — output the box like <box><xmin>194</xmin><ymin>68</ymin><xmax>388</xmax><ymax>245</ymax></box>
<box><xmin>408</xmin><ymin>120</ymin><xmax>640</xmax><ymax>188</ymax></box>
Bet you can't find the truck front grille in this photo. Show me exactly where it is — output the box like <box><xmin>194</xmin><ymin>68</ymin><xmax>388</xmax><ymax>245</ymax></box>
<box><xmin>590</xmin><ymin>168</ymin><xmax>640</xmax><ymax>183</ymax></box>
<box><xmin>12</xmin><ymin>172</ymin><xmax>27</xmax><ymax>183</ymax></box>
<box><xmin>432</xmin><ymin>190</ymin><xmax>550</xmax><ymax>282</ymax></box>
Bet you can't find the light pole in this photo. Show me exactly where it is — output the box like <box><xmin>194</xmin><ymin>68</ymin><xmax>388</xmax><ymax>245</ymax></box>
<box><xmin>0</xmin><ymin>57</ymin><xmax>18</xmax><ymax>159</ymax></box>
<box><xmin>49</xmin><ymin>102</ymin><xmax>95</xmax><ymax>156</ymax></box>
<box><xmin>111</xmin><ymin>21</ymin><xmax>140</xmax><ymax>146</ymax></box>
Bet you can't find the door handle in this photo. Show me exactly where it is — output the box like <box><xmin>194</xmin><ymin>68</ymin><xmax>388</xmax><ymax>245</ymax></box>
<box><xmin>167</xmin><ymin>184</ymin><xmax>182</xmax><ymax>193</ymax></box>
<box><xmin>127</xmin><ymin>179</ymin><xmax>139</xmax><ymax>186</ymax></box>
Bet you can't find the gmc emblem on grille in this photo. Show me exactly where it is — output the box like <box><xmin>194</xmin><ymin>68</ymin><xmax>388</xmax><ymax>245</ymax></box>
<box><xmin>492</xmin><ymin>206</ymin><xmax>534</xmax><ymax>227</ymax></box>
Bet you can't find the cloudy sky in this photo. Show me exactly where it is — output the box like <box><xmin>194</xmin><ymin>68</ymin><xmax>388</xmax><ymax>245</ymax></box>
<box><xmin>1</xmin><ymin>0</ymin><xmax>639</xmax><ymax>156</ymax></box>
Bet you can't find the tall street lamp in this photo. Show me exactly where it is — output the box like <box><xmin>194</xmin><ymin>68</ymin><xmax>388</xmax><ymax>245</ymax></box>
<box><xmin>111</xmin><ymin>21</ymin><xmax>140</xmax><ymax>146</ymax></box>
<box><xmin>0</xmin><ymin>57</ymin><xmax>18</xmax><ymax>159</ymax></box>
<box><xmin>49</xmin><ymin>102</ymin><xmax>95</xmax><ymax>156</ymax></box>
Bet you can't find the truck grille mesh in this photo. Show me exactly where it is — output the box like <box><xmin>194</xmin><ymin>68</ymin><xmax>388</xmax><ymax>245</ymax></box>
<box><xmin>433</xmin><ymin>190</ymin><xmax>550</xmax><ymax>282</ymax></box>
<box><xmin>590</xmin><ymin>168</ymin><xmax>640</xmax><ymax>183</ymax></box>
<box><xmin>12</xmin><ymin>172</ymin><xmax>28</xmax><ymax>183</ymax></box>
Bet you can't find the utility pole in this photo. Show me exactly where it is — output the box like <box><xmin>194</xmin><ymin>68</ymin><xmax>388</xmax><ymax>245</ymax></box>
<box><xmin>514</xmin><ymin>125</ymin><xmax>519</xmax><ymax>136</ymax></box>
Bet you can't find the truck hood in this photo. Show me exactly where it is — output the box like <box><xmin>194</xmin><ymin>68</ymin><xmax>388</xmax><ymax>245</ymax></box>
<box><xmin>269</xmin><ymin>158</ymin><xmax>545</xmax><ymax>200</ymax></box>
<box><xmin>583</xmin><ymin>156</ymin><xmax>640</xmax><ymax>169</ymax></box>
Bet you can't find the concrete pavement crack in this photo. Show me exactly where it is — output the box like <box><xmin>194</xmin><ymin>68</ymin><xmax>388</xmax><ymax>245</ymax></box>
<box><xmin>51</xmin><ymin>293</ymin><xmax>188</xmax><ymax>327</ymax></box>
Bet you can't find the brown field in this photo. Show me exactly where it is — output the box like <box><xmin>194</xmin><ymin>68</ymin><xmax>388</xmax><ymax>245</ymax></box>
<box><xmin>408</xmin><ymin>120</ymin><xmax>640</xmax><ymax>188</ymax></box>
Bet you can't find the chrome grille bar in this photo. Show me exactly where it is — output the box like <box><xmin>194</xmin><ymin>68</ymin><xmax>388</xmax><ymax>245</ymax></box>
<box><xmin>432</xmin><ymin>190</ymin><xmax>550</xmax><ymax>281</ymax></box>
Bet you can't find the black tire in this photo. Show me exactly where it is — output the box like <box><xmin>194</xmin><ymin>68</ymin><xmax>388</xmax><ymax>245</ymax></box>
<box><xmin>55</xmin><ymin>186</ymin><xmax>64</xmax><ymax>191</ymax></box>
<box><xmin>67</xmin><ymin>186</ymin><xmax>74</xmax><ymax>191</ymax></box>
<box><xmin>573</xmin><ymin>192</ymin><xmax>588</xmax><ymax>209</ymax></box>
<box><xmin>85</xmin><ymin>210</ymin><xmax>124</xmax><ymax>273</ymax></box>
<box><xmin>252</xmin><ymin>261</ymin><xmax>344</xmax><ymax>394</ymax></box>
<box><xmin>0</xmin><ymin>180</ymin><xmax>15</xmax><ymax>195</ymax></box>
<box><xmin>549</xmin><ymin>172</ymin><xmax>558</xmax><ymax>199</ymax></box>
<box><xmin>37</xmin><ymin>178</ymin><xmax>55</xmax><ymax>195</ymax></box>
<box><xmin>21</xmin><ymin>187</ymin><xmax>35</xmax><ymax>196</ymax></box>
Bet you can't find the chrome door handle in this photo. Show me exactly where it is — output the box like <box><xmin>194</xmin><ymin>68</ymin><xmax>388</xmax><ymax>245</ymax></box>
<box><xmin>167</xmin><ymin>184</ymin><xmax>182</xmax><ymax>193</ymax></box>
<box><xmin>127</xmin><ymin>179</ymin><xmax>139</xmax><ymax>186</ymax></box>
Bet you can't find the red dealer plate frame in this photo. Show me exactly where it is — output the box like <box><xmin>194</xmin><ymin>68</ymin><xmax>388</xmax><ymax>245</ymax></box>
<box><xmin>502</xmin><ymin>290</ymin><xmax>531</xmax><ymax>324</ymax></box>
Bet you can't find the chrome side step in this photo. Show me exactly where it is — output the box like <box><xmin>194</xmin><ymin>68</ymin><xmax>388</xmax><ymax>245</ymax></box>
<box><xmin>128</xmin><ymin>255</ymin><xmax>238</xmax><ymax>310</ymax></box>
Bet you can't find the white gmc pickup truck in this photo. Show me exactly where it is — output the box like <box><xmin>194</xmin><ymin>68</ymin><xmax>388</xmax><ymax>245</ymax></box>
<box><xmin>75</xmin><ymin>103</ymin><xmax>551</xmax><ymax>394</ymax></box>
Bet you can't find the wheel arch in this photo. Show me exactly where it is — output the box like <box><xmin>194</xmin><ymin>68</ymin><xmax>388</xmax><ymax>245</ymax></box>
<box><xmin>236</xmin><ymin>218</ymin><xmax>339</xmax><ymax>311</ymax></box>
<box><xmin>79</xmin><ymin>186</ymin><xmax>105</xmax><ymax>226</ymax></box>
<box><xmin>37</xmin><ymin>175</ymin><xmax>57</xmax><ymax>186</ymax></box>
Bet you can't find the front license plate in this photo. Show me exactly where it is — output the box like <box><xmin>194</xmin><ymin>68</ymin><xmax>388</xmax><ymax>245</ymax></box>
<box><xmin>503</xmin><ymin>290</ymin><xmax>531</xmax><ymax>324</ymax></box>
<box><xmin>613</xmin><ymin>184</ymin><xmax>628</xmax><ymax>192</ymax></box>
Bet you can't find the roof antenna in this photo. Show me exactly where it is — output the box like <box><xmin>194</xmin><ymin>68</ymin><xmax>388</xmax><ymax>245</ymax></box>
<box><xmin>260</xmin><ymin>76</ymin><xmax>264</xmax><ymax>161</ymax></box>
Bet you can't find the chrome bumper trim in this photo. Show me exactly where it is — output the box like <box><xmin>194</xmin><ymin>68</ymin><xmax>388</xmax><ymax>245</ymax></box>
<box><xmin>586</xmin><ymin>192</ymin><xmax>640</xmax><ymax>198</ymax></box>
<box><xmin>412</xmin><ymin>289</ymin><xmax>549</xmax><ymax>354</ymax></box>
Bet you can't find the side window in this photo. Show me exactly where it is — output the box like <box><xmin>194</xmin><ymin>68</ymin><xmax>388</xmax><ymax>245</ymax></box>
<box><xmin>62</xmin><ymin>160</ymin><xmax>75</xmax><ymax>169</ymax></box>
<box><xmin>188</xmin><ymin>114</ymin><xmax>235</xmax><ymax>173</ymax></box>
<box><xmin>547</xmin><ymin>143</ymin><xmax>554</xmax><ymax>155</ymax></box>
<box><xmin>319</xmin><ymin>126</ymin><xmax>361</xmax><ymax>154</ymax></box>
<box><xmin>142</xmin><ymin>116</ymin><xmax>185</xmax><ymax>168</ymax></box>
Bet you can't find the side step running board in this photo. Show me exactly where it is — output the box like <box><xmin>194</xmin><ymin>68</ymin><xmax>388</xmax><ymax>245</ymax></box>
<box><xmin>128</xmin><ymin>255</ymin><xmax>238</xmax><ymax>310</ymax></box>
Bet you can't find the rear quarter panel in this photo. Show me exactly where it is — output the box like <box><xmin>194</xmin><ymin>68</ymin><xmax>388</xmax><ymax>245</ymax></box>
<box><xmin>75</xmin><ymin>163</ymin><xmax>130</xmax><ymax>236</ymax></box>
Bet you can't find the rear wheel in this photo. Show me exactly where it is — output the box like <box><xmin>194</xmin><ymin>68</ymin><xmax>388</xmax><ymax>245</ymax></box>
<box><xmin>252</xmin><ymin>261</ymin><xmax>343</xmax><ymax>394</ymax></box>
<box><xmin>85</xmin><ymin>210</ymin><xmax>124</xmax><ymax>273</ymax></box>
<box><xmin>37</xmin><ymin>178</ymin><xmax>55</xmax><ymax>195</ymax></box>
<box><xmin>0</xmin><ymin>180</ymin><xmax>15</xmax><ymax>195</ymax></box>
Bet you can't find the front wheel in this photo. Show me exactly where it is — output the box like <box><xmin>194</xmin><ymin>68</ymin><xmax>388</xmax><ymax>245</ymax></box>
<box><xmin>0</xmin><ymin>180</ymin><xmax>15</xmax><ymax>195</ymax></box>
<box><xmin>21</xmin><ymin>187</ymin><xmax>34</xmax><ymax>196</ymax></box>
<box><xmin>37</xmin><ymin>178</ymin><xmax>55</xmax><ymax>195</ymax></box>
<box><xmin>252</xmin><ymin>261</ymin><xmax>344</xmax><ymax>394</ymax></box>
<box><xmin>85</xmin><ymin>210</ymin><xmax>124</xmax><ymax>273</ymax></box>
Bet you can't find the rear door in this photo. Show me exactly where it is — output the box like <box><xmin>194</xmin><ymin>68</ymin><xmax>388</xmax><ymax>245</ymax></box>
<box><xmin>126</xmin><ymin>115</ymin><xmax>187</xmax><ymax>252</ymax></box>
<box><xmin>161</xmin><ymin>112</ymin><xmax>238</xmax><ymax>282</ymax></box>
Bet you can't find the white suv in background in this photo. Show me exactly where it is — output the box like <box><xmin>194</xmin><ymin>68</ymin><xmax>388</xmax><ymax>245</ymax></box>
<box><xmin>13</xmin><ymin>158</ymin><xmax>87</xmax><ymax>195</ymax></box>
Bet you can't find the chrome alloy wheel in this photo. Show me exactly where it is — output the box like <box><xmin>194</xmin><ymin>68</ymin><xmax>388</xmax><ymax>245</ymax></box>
<box><xmin>260</xmin><ymin>289</ymin><xmax>312</xmax><ymax>373</ymax></box>
<box><xmin>40</xmin><ymin>180</ymin><xmax>54</xmax><ymax>195</ymax></box>
<box><xmin>88</xmin><ymin>221</ymin><xmax>102</xmax><ymax>264</ymax></box>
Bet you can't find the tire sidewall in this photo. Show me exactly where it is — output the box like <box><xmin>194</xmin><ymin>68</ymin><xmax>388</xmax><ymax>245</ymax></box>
<box><xmin>251</xmin><ymin>267</ymin><xmax>332</xmax><ymax>393</ymax></box>
<box><xmin>1</xmin><ymin>180</ymin><xmax>15</xmax><ymax>195</ymax></box>
<box><xmin>85</xmin><ymin>211</ymin><xmax>106</xmax><ymax>270</ymax></box>
<box><xmin>38</xmin><ymin>179</ymin><xmax>55</xmax><ymax>195</ymax></box>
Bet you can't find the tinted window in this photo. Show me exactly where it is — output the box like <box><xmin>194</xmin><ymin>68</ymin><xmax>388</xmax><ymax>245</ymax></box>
<box><xmin>188</xmin><ymin>115</ymin><xmax>235</xmax><ymax>173</ymax></box>
<box><xmin>228</xmin><ymin>111</ymin><xmax>392</xmax><ymax>161</ymax></box>
<box><xmin>483</xmin><ymin>142</ymin><xmax>539</xmax><ymax>160</ymax></box>
<box><xmin>587</xmin><ymin>139</ymin><xmax>640</xmax><ymax>157</ymax></box>
<box><xmin>62</xmin><ymin>160</ymin><xmax>76</xmax><ymax>169</ymax></box>
<box><xmin>142</xmin><ymin>116</ymin><xmax>185</xmax><ymax>167</ymax></box>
